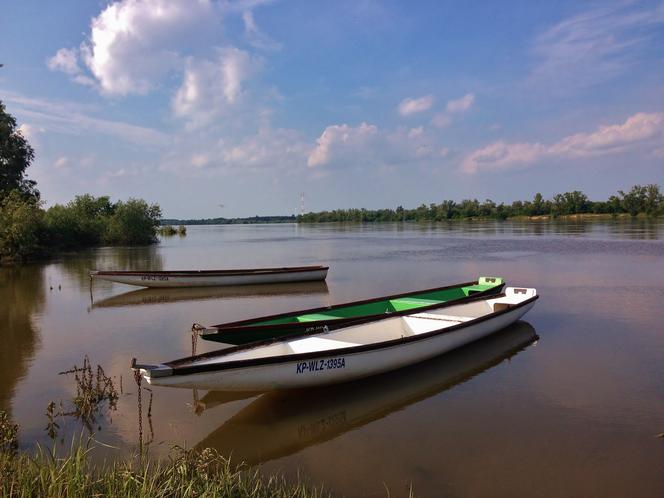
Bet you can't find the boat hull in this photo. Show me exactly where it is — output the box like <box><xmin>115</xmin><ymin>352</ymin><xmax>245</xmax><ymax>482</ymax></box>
<box><xmin>145</xmin><ymin>299</ymin><xmax>536</xmax><ymax>391</ymax></box>
<box><xmin>91</xmin><ymin>266</ymin><xmax>328</xmax><ymax>288</ymax></box>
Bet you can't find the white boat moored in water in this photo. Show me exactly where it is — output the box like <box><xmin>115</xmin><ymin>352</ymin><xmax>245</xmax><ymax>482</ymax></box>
<box><xmin>90</xmin><ymin>265</ymin><xmax>328</xmax><ymax>288</ymax></box>
<box><xmin>132</xmin><ymin>287</ymin><xmax>538</xmax><ymax>391</ymax></box>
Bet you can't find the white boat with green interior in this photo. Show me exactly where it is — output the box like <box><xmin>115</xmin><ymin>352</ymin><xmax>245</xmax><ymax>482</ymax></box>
<box><xmin>133</xmin><ymin>286</ymin><xmax>538</xmax><ymax>391</ymax></box>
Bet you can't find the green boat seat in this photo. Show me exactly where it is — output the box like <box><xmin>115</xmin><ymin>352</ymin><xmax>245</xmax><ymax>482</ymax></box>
<box><xmin>296</xmin><ymin>313</ymin><xmax>343</xmax><ymax>322</ymax></box>
<box><xmin>389</xmin><ymin>297</ymin><xmax>442</xmax><ymax>312</ymax></box>
<box><xmin>463</xmin><ymin>285</ymin><xmax>489</xmax><ymax>295</ymax></box>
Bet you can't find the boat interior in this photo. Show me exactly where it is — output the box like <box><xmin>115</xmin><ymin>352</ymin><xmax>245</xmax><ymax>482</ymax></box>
<box><xmin>189</xmin><ymin>287</ymin><xmax>535</xmax><ymax>367</ymax></box>
<box><xmin>244</xmin><ymin>277</ymin><xmax>504</xmax><ymax>327</ymax></box>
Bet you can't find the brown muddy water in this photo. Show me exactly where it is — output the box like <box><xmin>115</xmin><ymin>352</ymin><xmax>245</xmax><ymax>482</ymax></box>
<box><xmin>1</xmin><ymin>221</ymin><xmax>664</xmax><ymax>497</ymax></box>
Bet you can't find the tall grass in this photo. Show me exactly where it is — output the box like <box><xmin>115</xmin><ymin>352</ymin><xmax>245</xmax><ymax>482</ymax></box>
<box><xmin>0</xmin><ymin>443</ymin><xmax>326</xmax><ymax>498</ymax></box>
<box><xmin>0</xmin><ymin>354</ymin><xmax>332</xmax><ymax>497</ymax></box>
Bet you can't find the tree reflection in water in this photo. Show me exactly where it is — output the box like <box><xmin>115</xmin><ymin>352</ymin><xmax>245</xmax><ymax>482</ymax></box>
<box><xmin>0</xmin><ymin>265</ymin><xmax>45</xmax><ymax>414</ymax></box>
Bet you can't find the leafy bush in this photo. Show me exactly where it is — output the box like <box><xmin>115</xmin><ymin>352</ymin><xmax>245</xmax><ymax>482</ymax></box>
<box><xmin>157</xmin><ymin>225</ymin><xmax>178</xmax><ymax>236</ymax></box>
<box><xmin>43</xmin><ymin>195</ymin><xmax>112</xmax><ymax>248</ymax></box>
<box><xmin>1</xmin><ymin>191</ymin><xmax>162</xmax><ymax>261</ymax></box>
<box><xmin>0</xmin><ymin>191</ymin><xmax>44</xmax><ymax>261</ymax></box>
<box><xmin>104</xmin><ymin>198</ymin><xmax>161</xmax><ymax>245</ymax></box>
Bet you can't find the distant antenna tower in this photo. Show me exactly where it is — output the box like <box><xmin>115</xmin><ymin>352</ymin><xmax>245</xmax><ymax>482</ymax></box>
<box><xmin>299</xmin><ymin>192</ymin><xmax>305</xmax><ymax>215</ymax></box>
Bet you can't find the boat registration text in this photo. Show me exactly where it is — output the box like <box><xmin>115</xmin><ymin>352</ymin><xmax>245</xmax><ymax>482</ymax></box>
<box><xmin>296</xmin><ymin>357</ymin><xmax>346</xmax><ymax>374</ymax></box>
<box><xmin>141</xmin><ymin>275</ymin><xmax>169</xmax><ymax>281</ymax></box>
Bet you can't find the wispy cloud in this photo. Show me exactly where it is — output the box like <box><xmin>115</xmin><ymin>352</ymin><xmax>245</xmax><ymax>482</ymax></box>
<box><xmin>398</xmin><ymin>95</ymin><xmax>434</xmax><ymax>116</ymax></box>
<box><xmin>461</xmin><ymin>112</ymin><xmax>664</xmax><ymax>173</ymax></box>
<box><xmin>307</xmin><ymin>122</ymin><xmax>437</xmax><ymax>170</ymax></box>
<box><xmin>432</xmin><ymin>93</ymin><xmax>475</xmax><ymax>128</ymax></box>
<box><xmin>160</xmin><ymin>125</ymin><xmax>309</xmax><ymax>175</ymax></box>
<box><xmin>5</xmin><ymin>92</ymin><xmax>169</xmax><ymax>146</ymax></box>
<box><xmin>243</xmin><ymin>10</ymin><xmax>282</xmax><ymax>51</ymax></box>
<box><xmin>529</xmin><ymin>2</ymin><xmax>664</xmax><ymax>90</ymax></box>
<box><xmin>446</xmin><ymin>93</ymin><xmax>475</xmax><ymax>113</ymax></box>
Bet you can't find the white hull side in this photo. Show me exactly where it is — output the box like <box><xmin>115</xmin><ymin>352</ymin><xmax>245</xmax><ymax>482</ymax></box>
<box><xmin>147</xmin><ymin>301</ymin><xmax>535</xmax><ymax>390</ymax></box>
<box><xmin>94</xmin><ymin>268</ymin><xmax>328</xmax><ymax>288</ymax></box>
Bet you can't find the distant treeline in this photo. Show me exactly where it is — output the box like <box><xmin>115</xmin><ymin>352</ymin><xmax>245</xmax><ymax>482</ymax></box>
<box><xmin>298</xmin><ymin>185</ymin><xmax>664</xmax><ymax>223</ymax></box>
<box><xmin>161</xmin><ymin>215</ymin><xmax>296</xmax><ymax>225</ymax></box>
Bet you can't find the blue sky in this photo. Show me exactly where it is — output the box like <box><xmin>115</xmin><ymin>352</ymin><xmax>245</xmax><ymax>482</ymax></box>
<box><xmin>1</xmin><ymin>0</ymin><xmax>663</xmax><ymax>217</ymax></box>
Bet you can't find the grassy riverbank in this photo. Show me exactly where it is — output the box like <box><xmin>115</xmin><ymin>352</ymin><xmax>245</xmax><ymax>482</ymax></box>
<box><xmin>0</xmin><ymin>444</ymin><xmax>325</xmax><ymax>498</ymax></box>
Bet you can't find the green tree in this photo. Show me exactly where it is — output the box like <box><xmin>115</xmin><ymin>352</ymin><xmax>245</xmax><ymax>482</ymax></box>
<box><xmin>0</xmin><ymin>101</ymin><xmax>39</xmax><ymax>200</ymax></box>
<box><xmin>530</xmin><ymin>193</ymin><xmax>545</xmax><ymax>216</ymax></box>
<box><xmin>105</xmin><ymin>198</ymin><xmax>161</xmax><ymax>245</ymax></box>
<box><xmin>44</xmin><ymin>195</ymin><xmax>115</xmax><ymax>247</ymax></box>
<box><xmin>0</xmin><ymin>191</ymin><xmax>44</xmax><ymax>260</ymax></box>
<box><xmin>618</xmin><ymin>185</ymin><xmax>647</xmax><ymax>216</ymax></box>
<box><xmin>643</xmin><ymin>184</ymin><xmax>663</xmax><ymax>216</ymax></box>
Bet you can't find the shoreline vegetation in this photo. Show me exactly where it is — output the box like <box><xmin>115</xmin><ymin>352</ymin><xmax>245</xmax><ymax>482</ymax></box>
<box><xmin>0</xmin><ymin>412</ymin><xmax>325</xmax><ymax>498</ymax></box>
<box><xmin>0</xmin><ymin>355</ymin><xmax>329</xmax><ymax>497</ymax></box>
<box><xmin>297</xmin><ymin>185</ymin><xmax>663</xmax><ymax>223</ymax></box>
<box><xmin>157</xmin><ymin>224</ymin><xmax>187</xmax><ymax>236</ymax></box>
<box><xmin>0</xmin><ymin>444</ymin><xmax>325</xmax><ymax>498</ymax></box>
<box><xmin>0</xmin><ymin>192</ymin><xmax>162</xmax><ymax>263</ymax></box>
<box><xmin>1</xmin><ymin>100</ymin><xmax>162</xmax><ymax>263</ymax></box>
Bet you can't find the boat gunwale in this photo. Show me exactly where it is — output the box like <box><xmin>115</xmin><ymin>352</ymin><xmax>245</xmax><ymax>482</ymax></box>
<box><xmin>163</xmin><ymin>292</ymin><xmax>538</xmax><ymax>377</ymax></box>
<box><xmin>205</xmin><ymin>279</ymin><xmax>504</xmax><ymax>331</ymax></box>
<box><xmin>90</xmin><ymin>265</ymin><xmax>329</xmax><ymax>277</ymax></box>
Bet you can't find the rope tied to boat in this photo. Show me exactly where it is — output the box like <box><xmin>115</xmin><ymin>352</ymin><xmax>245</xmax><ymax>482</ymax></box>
<box><xmin>191</xmin><ymin>323</ymin><xmax>206</xmax><ymax>355</ymax></box>
<box><xmin>132</xmin><ymin>363</ymin><xmax>143</xmax><ymax>455</ymax></box>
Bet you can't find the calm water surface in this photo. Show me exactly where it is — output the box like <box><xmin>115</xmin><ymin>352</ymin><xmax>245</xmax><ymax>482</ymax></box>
<box><xmin>2</xmin><ymin>220</ymin><xmax>664</xmax><ymax>497</ymax></box>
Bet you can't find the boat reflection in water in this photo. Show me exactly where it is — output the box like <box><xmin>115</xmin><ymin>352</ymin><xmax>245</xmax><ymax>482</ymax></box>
<box><xmin>195</xmin><ymin>321</ymin><xmax>538</xmax><ymax>465</ymax></box>
<box><xmin>91</xmin><ymin>281</ymin><xmax>329</xmax><ymax>309</ymax></box>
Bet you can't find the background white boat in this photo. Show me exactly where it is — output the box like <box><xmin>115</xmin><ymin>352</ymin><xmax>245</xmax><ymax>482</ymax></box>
<box><xmin>91</xmin><ymin>281</ymin><xmax>329</xmax><ymax>308</ymax></box>
<box><xmin>135</xmin><ymin>287</ymin><xmax>538</xmax><ymax>390</ymax></box>
<box><xmin>90</xmin><ymin>265</ymin><xmax>328</xmax><ymax>288</ymax></box>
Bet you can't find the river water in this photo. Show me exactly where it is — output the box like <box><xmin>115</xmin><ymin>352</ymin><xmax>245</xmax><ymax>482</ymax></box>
<box><xmin>1</xmin><ymin>220</ymin><xmax>663</xmax><ymax>497</ymax></box>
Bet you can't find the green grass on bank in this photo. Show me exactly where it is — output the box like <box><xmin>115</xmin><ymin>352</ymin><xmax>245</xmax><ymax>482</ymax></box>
<box><xmin>0</xmin><ymin>444</ymin><xmax>327</xmax><ymax>498</ymax></box>
<box><xmin>2</xmin><ymin>403</ymin><xmax>325</xmax><ymax>498</ymax></box>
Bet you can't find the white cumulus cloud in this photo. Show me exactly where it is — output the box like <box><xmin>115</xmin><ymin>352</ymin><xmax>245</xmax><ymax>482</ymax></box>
<box><xmin>49</xmin><ymin>0</ymin><xmax>221</xmax><ymax>96</ymax></box>
<box><xmin>172</xmin><ymin>47</ymin><xmax>260</xmax><ymax>127</ymax></box>
<box><xmin>48</xmin><ymin>48</ymin><xmax>80</xmax><ymax>75</ymax></box>
<box><xmin>461</xmin><ymin>112</ymin><xmax>664</xmax><ymax>173</ymax></box>
<box><xmin>398</xmin><ymin>96</ymin><xmax>434</xmax><ymax>116</ymax></box>
<box><xmin>47</xmin><ymin>48</ymin><xmax>96</xmax><ymax>86</ymax></box>
<box><xmin>307</xmin><ymin>123</ymin><xmax>378</xmax><ymax>167</ymax></box>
